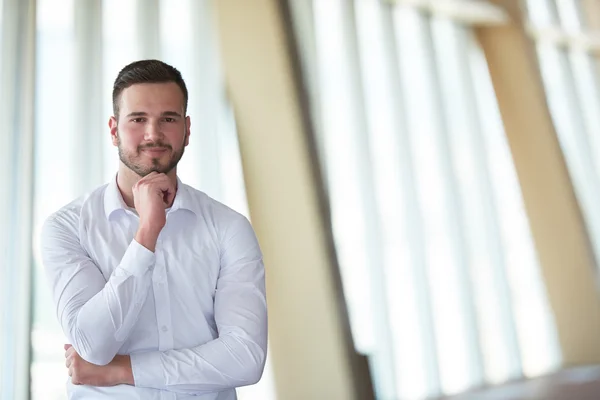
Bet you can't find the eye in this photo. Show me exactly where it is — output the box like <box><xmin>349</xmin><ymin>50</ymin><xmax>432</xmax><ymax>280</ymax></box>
<box><xmin>163</xmin><ymin>117</ymin><xmax>176</xmax><ymax>123</ymax></box>
<box><xmin>131</xmin><ymin>118</ymin><xmax>146</xmax><ymax>123</ymax></box>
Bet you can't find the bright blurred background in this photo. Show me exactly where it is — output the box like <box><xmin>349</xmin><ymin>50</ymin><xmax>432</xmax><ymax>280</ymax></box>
<box><xmin>1</xmin><ymin>0</ymin><xmax>600</xmax><ymax>399</ymax></box>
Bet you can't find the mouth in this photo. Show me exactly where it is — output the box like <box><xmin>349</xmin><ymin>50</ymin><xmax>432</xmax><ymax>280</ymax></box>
<box><xmin>141</xmin><ymin>147</ymin><xmax>169</xmax><ymax>156</ymax></box>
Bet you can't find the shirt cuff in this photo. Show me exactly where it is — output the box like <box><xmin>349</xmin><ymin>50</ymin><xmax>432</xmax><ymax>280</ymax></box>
<box><xmin>130</xmin><ymin>351</ymin><xmax>165</xmax><ymax>389</ymax></box>
<box><xmin>117</xmin><ymin>239</ymin><xmax>156</xmax><ymax>278</ymax></box>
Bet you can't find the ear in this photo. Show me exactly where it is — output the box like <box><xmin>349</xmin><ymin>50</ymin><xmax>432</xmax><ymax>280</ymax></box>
<box><xmin>109</xmin><ymin>116</ymin><xmax>119</xmax><ymax>146</ymax></box>
<box><xmin>184</xmin><ymin>116</ymin><xmax>191</xmax><ymax>147</ymax></box>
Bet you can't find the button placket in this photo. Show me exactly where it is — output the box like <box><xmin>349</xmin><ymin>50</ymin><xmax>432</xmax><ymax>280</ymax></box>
<box><xmin>153</xmin><ymin>244</ymin><xmax>174</xmax><ymax>351</ymax></box>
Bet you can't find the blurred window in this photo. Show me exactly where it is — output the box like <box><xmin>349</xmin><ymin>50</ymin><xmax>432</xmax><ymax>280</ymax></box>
<box><xmin>290</xmin><ymin>0</ymin><xmax>562</xmax><ymax>398</ymax></box>
<box><xmin>526</xmin><ymin>0</ymin><xmax>600</xmax><ymax>272</ymax></box>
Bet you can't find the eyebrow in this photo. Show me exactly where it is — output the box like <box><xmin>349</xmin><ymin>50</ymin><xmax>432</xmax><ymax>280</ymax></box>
<box><xmin>161</xmin><ymin>111</ymin><xmax>183</xmax><ymax>118</ymax></box>
<box><xmin>125</xmin><ymin>111</ymin><xmax>183</xmax><ymax>118</ymax></box>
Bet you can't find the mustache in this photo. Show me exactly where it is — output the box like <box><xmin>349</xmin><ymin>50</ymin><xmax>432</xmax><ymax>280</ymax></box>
<box><xmin>138</xmin><ymin>142</ymin><xmax>172</xmax><ymax>151</ymax></box>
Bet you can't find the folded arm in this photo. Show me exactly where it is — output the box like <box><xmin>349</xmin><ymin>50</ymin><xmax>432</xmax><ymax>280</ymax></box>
<box><xmin>41</xmin><ymin>212</ymin><xmax>156</xmax><ymax>366</ymax></box>
<box><xmin>130</xmin><ymin>216</ymin><xmax>268</xmax><ymax>395</ymax></box>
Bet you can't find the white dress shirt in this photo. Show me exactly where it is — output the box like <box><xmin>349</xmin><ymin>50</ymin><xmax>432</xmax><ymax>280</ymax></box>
<box><xmin>40</xmin><ymin>176</ymin><xmax>268</xmax><ymax>400</ymax></box>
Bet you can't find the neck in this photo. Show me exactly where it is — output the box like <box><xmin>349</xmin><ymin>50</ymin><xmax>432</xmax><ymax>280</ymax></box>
<box><xmin>116</xmin><ymin>163</ymin><xmax>178</xmax><ymax>208</ymax></box>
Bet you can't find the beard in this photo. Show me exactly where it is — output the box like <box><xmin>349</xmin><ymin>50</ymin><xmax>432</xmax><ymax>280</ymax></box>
<box><xmin>117</xmin><ymin>136</ymin><xmax>185</xmax><ymax>177</ymax></box>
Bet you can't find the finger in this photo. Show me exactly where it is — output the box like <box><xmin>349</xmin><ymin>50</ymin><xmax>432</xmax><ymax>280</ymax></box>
<box><xmin>65</xmin><ymin>356</ymin><xmax>71</xmax><ymax>368</ymax></box>
<box><xmin>68</xmin><ymin>366</ymin><xmax>73</xmax><ymax>377</ymax></box>
<box><xmin>159</xmin><ymin>178</ymin><xmax>177</xmax><ymax>196</ymax></box>
<box><xmin>137</xmin><ymin>171</ymin><xmax>164</xmax><ymax>184</ymax></box>
<box><xmin>134</xmin><ymin>172</ymin><xmax>161</xmax><ymax>187</ymax></box>
<box><xmin>136</xmin><ymin>175</ymin><xmax>176</xmax><ymax>205</ymax></box>
<box><xmin>152</xmin><ymin>181</ymin><xmax>176</xmax><ymax>203</ymax></box>
<box><xmin>141</xmin><ymin>171</ymin><xmax>160</xmax><ymax>179</ymax></box>
<box><xmin>64</xmin><ymin>344</ymin><xmax>72</xmax><ymax>351</ymax></box>
<box><xmin>148</xmin><ymin>175</ymin><xmax>174</xmax><ymax>191</ymax></box>
<box><xmin>137</xmin><ymin>177</ymin><xmax>173</xmax><ymax>197</ymax></box>
<box><xmin>65</xmin><ymin>346</ymin><xmax>76</xmax><ymax>358</ymax></box>
<box><xmin>139</xmin><ymin>172</ymin><xmax>169</xmax><ymax>184</ymax></box>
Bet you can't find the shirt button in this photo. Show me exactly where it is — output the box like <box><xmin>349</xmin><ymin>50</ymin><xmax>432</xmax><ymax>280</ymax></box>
<box><xmin>161</xmin><ymin>326</ymin><xmax>168</xmax><ymax>332</ymax></box>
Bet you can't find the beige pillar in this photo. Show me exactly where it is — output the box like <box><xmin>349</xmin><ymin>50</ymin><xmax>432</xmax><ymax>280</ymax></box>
<box><xmin>214</xmin><ymin>0</ymin><xmax>373</xmax><ymax>399</ymax></box>
<box><xmin>581</xmin><ymin>0</ymin><xmax>600</xmax><ymax>32</ymax></box>
<box><xmin>476</xmin><ymin>0</ymin><xmax>600</xmax><ymax>365</ymax></box>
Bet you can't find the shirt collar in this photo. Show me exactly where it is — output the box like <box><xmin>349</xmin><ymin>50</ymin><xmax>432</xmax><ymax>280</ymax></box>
<box><xmin>104</xmin><ymin>174</ymin><xmax>198</xmax><ymax>220</ymax></box>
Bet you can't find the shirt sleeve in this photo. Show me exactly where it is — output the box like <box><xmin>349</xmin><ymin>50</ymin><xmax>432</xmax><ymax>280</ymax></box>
<box><xmin>130</xmin><ymin>216</ymin><xmax>268</xmax><ymax>395</ymax></box>
<box><xmin>40</xmin><ymin>210</ymin><xmax>156</xmax><ymax>366</ymax></box>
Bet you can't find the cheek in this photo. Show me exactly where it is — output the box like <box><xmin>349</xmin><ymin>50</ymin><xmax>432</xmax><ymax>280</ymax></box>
<box><xmin>164</xmin><ymin>128</ymin><xmax>186</xmax><ymax>146</ymax></box>
<box><xmin>118</xmin><ymin>127</ymin><xmax>144</xmax><ymax>148</ymax></box>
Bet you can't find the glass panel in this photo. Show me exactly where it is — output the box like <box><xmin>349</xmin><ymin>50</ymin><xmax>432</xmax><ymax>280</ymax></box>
<box><xmin>554</xmin><ymin>0</ymin><xmax>582</xmax><ymax>32</ymax></box>
<box><xmin>470</xmin><ymin>37</ymin><xmax>562</xmax><ymax>380</ymax></box>
<box><xmin>0</xmin><ymin>0</ymin><xmax>3</xmax><ymax>63</ymax></box>
<box><xmin>393</xmin><ymin>7</ymin><xmax>477</xmax><ymax>395</ymax></box>
<box><xmin>0</xmin><ymin>2</ymin><xmax>6</xmax><ymax>397</ymax></box>
<box><xmin>432</xmin><ymin>18</ymin><xmax>525</xmax><ymax>385</ymax></box>
<box><xmin>216</xmin><ymin>105</ymin><xmax>250</xmax><ymax>218</ymax></box>
<box><xmin>526</xmin><ymin>0</ymin><xmax>557</xmax><ymax>27</ymax></box>
<box><xmin>312</xmin><ymin>0</ymin><xmax>377</xmax><ymax>356</ymax></box>
<box><xmin>524</xmin><ymin>0</ymin><xmax>597</xmax><ymax>378</ymax></box>
<box><xmin>354</xmin><ymin>0</ymin><xmax>423</xmax><ymax>397</ymax></box>
<box><xmin>31</xmin><ymin>0</ymin><xmax>76</xmax><ymax>398</ymax></box>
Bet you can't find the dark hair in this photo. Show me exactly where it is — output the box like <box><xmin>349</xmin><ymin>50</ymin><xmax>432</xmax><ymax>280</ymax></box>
<box><xmin>112</xmin><ymin>59</ymin><xmax>188</xmax><ymax>118</ymax></box>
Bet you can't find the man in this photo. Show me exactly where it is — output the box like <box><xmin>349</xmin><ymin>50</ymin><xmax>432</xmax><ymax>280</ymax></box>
<box><xmin>40</xmin><ymin>60</ymin><xmax>267</xmax><ymax>400</ymax></box>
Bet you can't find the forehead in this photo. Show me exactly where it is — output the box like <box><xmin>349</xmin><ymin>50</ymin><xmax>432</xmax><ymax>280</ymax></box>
<box><xmin>119</xmin><ymin>82</ymin><xmax>184</xmax><ymax>112</ymax></box>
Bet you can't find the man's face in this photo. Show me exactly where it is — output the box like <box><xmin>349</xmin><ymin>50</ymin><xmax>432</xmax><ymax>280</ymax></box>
<box><xmin>109</xmin><ymin>82</ymin><xmax>190</xmax><ymax>177</ymax></box>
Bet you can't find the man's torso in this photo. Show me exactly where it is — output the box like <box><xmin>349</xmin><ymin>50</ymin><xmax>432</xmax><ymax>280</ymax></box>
<box><xmin>61</xmin><ymin>181</ymin><xmax>239</xmax><ymax>399</ymax></box>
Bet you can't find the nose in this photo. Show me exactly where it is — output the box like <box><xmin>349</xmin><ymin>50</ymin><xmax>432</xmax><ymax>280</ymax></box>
<box><xmin>144</xmin><ymin>121</ymin><xmax>163</xmax><ymax>142</ymax></box>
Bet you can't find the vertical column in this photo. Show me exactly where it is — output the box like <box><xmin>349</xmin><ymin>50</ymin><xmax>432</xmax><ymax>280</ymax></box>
<box><xmin>189</xmin><ymin>0</ymin><xmax>222</xmax><ymax>199</ymax></box>
<box><xmin>214</xmin><ymin>0</ymin><xmax>373</xmax><ymax>398</ymax></box>
<box><xmin>580</xmin><ymin>0</ymin><xmax>600</xmax><ymax>32</ymax></box>
<box><xmin>0</xmin><ymin>0</ymin><xmax>36</xmax><ymax>398</ymax></box>
<box><xmin>73</xmin><ymin>0</ymin><xmax>104</xmax><ymax>194</ymax></box>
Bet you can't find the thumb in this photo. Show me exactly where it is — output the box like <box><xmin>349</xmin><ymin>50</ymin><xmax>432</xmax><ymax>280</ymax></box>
<box><xmin>64</xmin><ymin>344</ymin><xmax>73</xmax><ymax>351</ymax></box>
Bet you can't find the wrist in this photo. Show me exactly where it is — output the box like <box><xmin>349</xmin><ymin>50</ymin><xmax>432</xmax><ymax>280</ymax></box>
<box><xmin>135</xmin><ymin>224</ymin><xmax>161</xmax><ymax>252</ymax></box>
<box><xmin>112</xmin><ymin>355</ymin><xmax>134</xmax><ymax>386</ymax></box>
